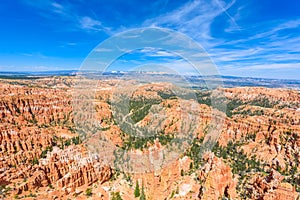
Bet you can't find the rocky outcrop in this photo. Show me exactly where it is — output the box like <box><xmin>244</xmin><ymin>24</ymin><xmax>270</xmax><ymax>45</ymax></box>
<box><xmin>246</xmin><ymin>170</ymin><xmax>299</xmax><ymax>200</ymax></box>
<box><xmin>198</xmin><ymin>152</ymin><xmax>238</xmax><ymax>200</ymax></box>
<box><xmin>0</xmin><ymin>83</ymin><xmax>73</xmax><ymax>126</ymax></box>
<box><xmin>14</xmin><ymin>146</ymin><xmax>112</xmax><ymax>195</ymax></box>
<box><xmin>263</xmin><ymin>182</ymin><xmax>299</xmax><ymax>200</ymax></box>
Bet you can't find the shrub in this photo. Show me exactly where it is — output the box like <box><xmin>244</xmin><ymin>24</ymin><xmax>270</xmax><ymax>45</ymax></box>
<box><xmin>85</xmin><ymin>188</ymin><xmax>92</xmax><ymax>197</ymax></box>
<box><xmin>111</xmin><ymin>192</ymin><xmax>123</xmax><ymax>200</ymax></box>
<box><xmin>31</xmin><ymin>157</ymin><xmax>39</xmax><ymax>165</ymax></box>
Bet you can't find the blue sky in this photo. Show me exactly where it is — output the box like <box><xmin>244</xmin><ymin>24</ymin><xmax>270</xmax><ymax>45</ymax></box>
<box><xmin>0</xmin><ymin>0</ymin><xmax>299</xmax><ymax>79</ymax></box>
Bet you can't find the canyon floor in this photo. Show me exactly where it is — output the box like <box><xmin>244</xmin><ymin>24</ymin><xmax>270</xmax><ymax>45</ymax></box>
<box><xmin>0</xmin><ymin>75</ymin><xmax>299</xmax><ymax>200</ymax></box>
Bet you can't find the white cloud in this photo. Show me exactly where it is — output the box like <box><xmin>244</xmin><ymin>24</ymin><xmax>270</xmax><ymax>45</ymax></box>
<box><xmin>138</xmin><ymin>48</ymin><xmax>175</xmax><ymax>57</ymax></box>
<box><xmin>141</xmin><ymin>1</ymin><xmax>300</xmax><ymax>79</ymax></box>
<box><xmin>207</xmin><ymin>18</ymin><xmax>300</xmax><ymax>75</ymax></box>
<box><xmin>243</xmin><ymin>63</ymin><xmax>300</xmax><ymax>70</ymax></box>
<box><xmin>23</xmin><ymin>0</ymin><xmax>111</xmax><ymax>34</ymax></box>
<box><xmin>94</xmin><ymin>47</ymin><xmax>113</xmax><ymax>52</ymax></box>
<box><xmin>250</xmin><ymin>19</ymin><xmax>300</xmax><ymax>41</ymax></box>
<box><xmin>143</xmin><ymin>0</ymin><xmax>237</xmax><ymax>48</ymax></box>
<box><xmin>51</xmin><ymin>2</ymin><xmax>64</xmax><ymax>14</ymax></box>
<box><xmin>210</xmin><ymin>48</ymin><xmax>263</xmax><ymax>62</ymax></box>
<box><xmin>224</xmin><ymin>5</ymin><xmax>245</xmax><ymax>33</ymax></box>
<box><xmin>151</xmin><ymin>50</ymin><xmax>174</xmax><ymax>57</ymax></box>
<box><xmin>79</xmin><ymin>16</ymin><xmax>102</xmax><ymax>31</ymax></box>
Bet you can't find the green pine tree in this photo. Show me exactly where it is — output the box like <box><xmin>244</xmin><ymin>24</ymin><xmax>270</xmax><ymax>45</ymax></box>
<box><xmin>140</xmin><ymin>183</ymin><xmax>146</xmax><ymax>200</ymax></box>
<box><xmin>134</xmin><ymin>180</ymin><xmax>140</xmax><ymax>197</ymax></box>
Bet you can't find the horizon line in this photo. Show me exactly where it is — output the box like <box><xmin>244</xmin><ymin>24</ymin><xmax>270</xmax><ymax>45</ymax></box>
<box><xmin>0</xmin><ymin>70</ymin><xmax>300</xmax><ymax>81</ymax></box>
